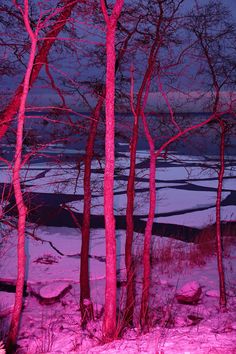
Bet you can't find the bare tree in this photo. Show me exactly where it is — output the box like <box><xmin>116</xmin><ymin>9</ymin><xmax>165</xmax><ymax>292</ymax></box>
<box><xmin>6</xmin><ymin>1</ymin><xmax>38</xmax><ymax>351</ymax></box>
<box><xmin>125</xmin><ymin>0</ymin><xmax>185</xmax><ymax>326</ymax></box>
<box><xmin>187</xmin><ymin>0</ymin><xmax>236</xmax><ymax>309</ymax></box>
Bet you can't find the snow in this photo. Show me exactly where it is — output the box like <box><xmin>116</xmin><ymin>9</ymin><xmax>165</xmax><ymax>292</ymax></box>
<box><xmin>0</xmin><ymin>292</ymin><xmax>15</xmax><ymax>317</ymax></box>
<box><xmin>0</xmin><ymin>151</ymin><xmax>236</xmax><ymax>353</ymax></box>
<box><xmin>65</xmin><ymin>189</ymin><xmax>231</xmax><ymax>217</ymax></box>
<box><xmin>1</xmin><ymin>230</ymin><xmax>235</xmax><ymax>353</ymax></box>
<box><xmin>206</xmin><ymin>289</ymin><xmax>220</xmax><ymax>298</ymax></box>
<box><xmin>188</xmin><ymin>177</ymin><xmax>236</xmax><ymax>190</ymax></box>
<box><xmin>157</xmin><ymin>205</ymin><xmax>236</xmax><ymax>228</ymax></box>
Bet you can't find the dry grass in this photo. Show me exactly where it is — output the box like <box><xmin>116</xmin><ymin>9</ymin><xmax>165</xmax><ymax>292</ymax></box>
<box><xmin>133</xmin><ymin>227</ymin><xmax>236</xmax><ymax>277</ymax></box>
<box><xmin>196</xmin><ymin>225</ymin><xmax>236</xmax><ymax>258</ymax></box>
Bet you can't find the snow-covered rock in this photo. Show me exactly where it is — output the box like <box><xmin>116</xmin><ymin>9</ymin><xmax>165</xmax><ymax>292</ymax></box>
<box><xmin>38</xmin><ymin>281</ymin><xmax>72</xmax><ymax>304</ymax></box>
<box><xmin>176</xmin><ymin>281</ymin><xmax>202</xmax><ymax>304</ymax></box>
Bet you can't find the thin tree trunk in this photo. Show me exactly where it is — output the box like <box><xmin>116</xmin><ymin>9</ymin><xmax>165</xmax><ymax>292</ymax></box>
<box><xmin>139</xmin><ymin>78</ymin><xmax>156</xmax><ymax>327</ymax></box>
<box><xmin>6</xmin><ymin>2</ymin><xmax>37</xmax><ymax>351</ymax></box>
<box><xmin>125</xmin><ymin>60</ymin><xmax>158</xmax><ymax>326</ymax></box>
<box><xmin>195</xmin><ymin>27</ymin><xmax>227</xmax><ymax>309</ymax></box>
<box><xmin>140</xmin><ymin>148</ymin><xmax>156</xmax><ymax>329</ymax></box>
<box><xmin>125</xmin><ymin>5</ymin><xmax>164</xmax><ymax>324</ymax></box>
<box><xmin>216</xmin><ymin>120</ymin><xmax>227</xmax><ymax>309</ymax></box>
<box><xmin>80</xmin><ymin>95</ymin><xmax>104</xmax><ymax>325</ymax></box>
<box><xmin>125</xmin><ymin>113</ymin><xmax>138</xmax><ymax>325</ymax></box>
<box><xmin>80</xmin><ymin>22</ymin><xmax>133</xmax><ymax>325</ymax></box>
<box><xmin>101</xmin><ymin>0</ymin><xmax>124</xmax><ymax>339</ymax></box>
<box><xmin>128</xmin><ymin>68</ymin><xmax>156</xmax><ymax>329</ymax></box>
<box><xmin>0</xmin><ymin>0</ymin><xmax>77</xmax><ymax>139</ymax></box>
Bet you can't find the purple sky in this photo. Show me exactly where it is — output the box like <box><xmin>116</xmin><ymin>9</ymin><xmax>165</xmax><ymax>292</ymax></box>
<box><xmin>185</xmin><ymin>0</ymin><xmax>236</xmax><ymax>18</ymax></box>
<box><xmin>1</xmin><ymin>0</ymin><xmax>236</xmax><ymax>111</ymax></box>
<box><xmin>221</xmin><ymin>0</ymin><xmax>236</xmax><ymax>17</ymax></box>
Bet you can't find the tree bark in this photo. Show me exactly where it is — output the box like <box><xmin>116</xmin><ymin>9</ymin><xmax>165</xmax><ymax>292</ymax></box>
<box><xmin>80</xmin><ymin>95</ymin><xmax>104</xmax><ymax>325</ymax></box>
<box><xmin>125</xmin><ymin>54</ymin><xmax>160</xmax><ymax>327</ymax></box>
<box><xmin>140</xmin><ymin>147</ymin><xmax>156</xmax><ymax>329</ymax></box>
<box><xmin>124</xmin><ymin>112</ymin><xmax>138</xmax><ymax>325</ymax></box>
<box><xmin>80</xmin><ymin>19</ymin><xmax>134</xmax><ymax>326</ymax></box>
<box><xmin>139</xmin><ymin>76</ymin><xmax>156</xmax><ymax>328</ymax></box>
<box><xmin>101</xmin><ymin>0</ymin><xmax>124</xmax><ymax>339</ymax></box>
<box><xmin>216</xmin><ymin>120</ymin><xmax>227</xmax><ymax>309</ymax></box>
<box><xmin>103</xmin><ymin>22</ymin><xmax>117</xmax><ymax>340</ymax></box>
<box><xmin>6</xmin><ymin>1</ymin><xmax>37</xmax><ymax>351</ymax></box>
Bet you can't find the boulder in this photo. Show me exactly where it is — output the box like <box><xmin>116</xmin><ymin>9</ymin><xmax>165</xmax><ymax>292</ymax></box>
<box><xmin>176</xmin><ymin>281</ymin><xmax>202</xmax><ymax>304</ymax></box>
<box><xmin>38</xmin><ymin>281</ymin><xmax>72</xmax><ymax>304</ymax></box>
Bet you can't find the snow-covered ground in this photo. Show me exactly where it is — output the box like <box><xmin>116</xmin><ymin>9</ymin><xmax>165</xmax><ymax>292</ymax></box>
<box><xmin>0</xmin><ymin>149</ymin><xmax>236</xmax><ymax>353</ymax></box>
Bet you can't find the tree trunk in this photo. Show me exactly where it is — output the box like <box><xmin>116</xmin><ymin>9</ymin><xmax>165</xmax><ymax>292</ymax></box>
<box><xmin>103</xmin><ymin>23</ymin><xmax>117</xmax><ymax>339</ymax></box>
<box><xmin>140</xmin><ymin>151</ymin><xmax>156</xmax><ymax>329</ymax></box>
<box><xmin>216</xmin><ymin>120</ymin><xmax>227</xmax><ymax>309</ymax></box>
<box><xmin>125</xmin><ymin>7</ymin><xmax>163</xmax><ymax>323</ymax></box>
<box><xmin>0</xmin><ymin>0</ymin><xmax>77</xmax><ymax>139</ymax></box>
<box><xmin>6</xmin><ymin>3</ymin><xmax>37</xmax><ymax>351</ymax></box>
<box><xmin>80</xmin><ymin>95</ymin><xmax>104</xmax><ymax>325</ymax></box>
<box><xmin>80</xmin><ymin>21</ymin><xmax>133</xmax><ymax>326</ymax></box>
<box><xmin>124</xmin><ymin>121</ymin><xmax>138</xmax><ymax>325</ymax></box>
<box><xmin>101</xmin><ymin>0</ymin><xmax>124</xmax><ymax>339</ymax></box>
<box><xmin>139</xmin><ymin>99</ymin><xmax>156</xmax><ymax>329</ymax></box>
<box><xmin>125</xmin><ymin>63</ymin><xmax>157</xmax><ymax>326</ymax></box>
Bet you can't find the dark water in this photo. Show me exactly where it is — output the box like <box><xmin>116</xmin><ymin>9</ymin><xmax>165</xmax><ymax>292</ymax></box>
<box><xmin>1</xmin><ymin>111</ymin><xmax>235</xmax><ymax>161</ymax></box>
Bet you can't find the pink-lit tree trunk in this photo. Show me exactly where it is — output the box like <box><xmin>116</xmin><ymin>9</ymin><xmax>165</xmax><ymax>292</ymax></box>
<box><xmin>125</xmin><ymin>66</ymin><xmax>138</xmax><ymax>325</ymax></box>
<box><xmin>137</xmin><ymin>76</ymin><xmax>230</xmax><ymax>328</ymax></box>
<box><xmin>6</xmin><ymin>1</ymin><xmax>37</xmax><ymax>352</ymax></box>
<box><xmin>125</xmin><ymin>4</ymin><xmax>164</xmax><ymax>324</ymax></box>
<box><xmin>197</xmin><ymin>35</ymin><xmax>227</xmax><ymax>310</ymax></box>
<box><xmin>80</xmin><ymin>94</ymin><xmax>104</xmax><ymax>324</ymax></box>
<box><xmin>0</xmin><ymin>0</ymin><xmax>77</xmax><ymax>140</ymax></box>
<box><xmin>199</xmin><ymin>43</ymin><xmax>227</xmax><ymax>310</ymax></box>
<box><xmin>138</xmin><ymin>69</ymin><xmax>180</xmax><ymax>328</ymax></box>
<box><xmin>131</xmin><ymin>70</ymin><xmax>156</xmax><ymax>329</ymax></box>
<box><xmin>80</xmin><ymin>23</ymin><xmax>135</xmax><ymax>325</ymax></box>
<box><xmin>188</xmin><ymin>0</ymin><xmax>235</xmax><ymax>309</ymax></box>
<box><xmin>101</xmin><ymin>0</ymin><xmax>124</xmax><ymax>339</ymax></box>
<box><xmin>216</xmin><ymin>120</ymin><xmax>227</xmax><ymax>308</ymax></box>
<box><xmin>139</xmin><ymin>114</ymin><xmax>156</xmax><ymax>329</ymax></box>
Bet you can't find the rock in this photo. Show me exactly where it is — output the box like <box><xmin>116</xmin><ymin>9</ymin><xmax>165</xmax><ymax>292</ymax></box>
<box><xmin>176</xmin><ymin>281</ymin><xmax>202</xmax><ymax>304</ymax></box>
<box><xmin>187</xmin><ymin>314</ymin><xmax>203</xmax><ymax>325</ymax></box>
<box><xmin>38</xmin><ymin>281</ymin><xmax>72</xmax><ymax>304</ymax></box>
